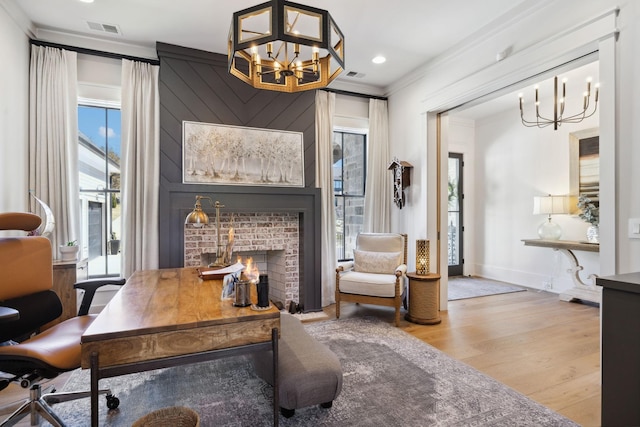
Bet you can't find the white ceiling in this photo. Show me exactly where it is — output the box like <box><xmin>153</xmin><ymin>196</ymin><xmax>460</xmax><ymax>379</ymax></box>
<box><xmin>10</xmin><ymin>0</ymin><xmax>531</xmax><ymax>91</ymax></box>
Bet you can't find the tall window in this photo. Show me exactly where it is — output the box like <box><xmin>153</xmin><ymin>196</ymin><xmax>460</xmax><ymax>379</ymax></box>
<box><xmin>333</xmin><ymin>131</ymin><xmax>366</xmax><ymax>260</ymax></box>
<box><xmin>78</xmin><ymin>105</ymin><xmax>122</xmax><ymax>277</ymax></box>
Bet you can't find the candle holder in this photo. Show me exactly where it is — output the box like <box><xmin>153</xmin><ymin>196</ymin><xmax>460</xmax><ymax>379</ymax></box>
<box><xmin>416</xmin><ymin>239</ymin><xmax>429</xmax><ymax>275</ymax></box>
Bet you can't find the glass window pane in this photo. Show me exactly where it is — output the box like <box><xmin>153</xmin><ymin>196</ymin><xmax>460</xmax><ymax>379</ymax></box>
<box><xmin>107</xmin><ymin>108</ymin><xmax>122</xmax><ymax>191</ymax></box>
<box><xmin>333</xmin><ymin>130</ymin><xmax>366</xmax><ymax>261</ymax></box>
<box><xmin>79</xmin><ymin>106</ymin><xmax>106</xmax><ymax>153</ymax></box>
<box><xmin>344</xmin><ymin>196</ymin><xmax>364</xmax><ymax>259</ymax></box>
<box><xmin>448</xmin><ymin>212</ymin><xmax>460</xmax><ymax>265</ymax></box>
<box><xmin>333</xmin><ymin>133</ymin><xmax>343</xmax><ymax>195</ymax></box>
<box><xmin>342</xmin><ymin>133</ymin><xmax>365</xmax><ymax>196</ymax></box>
<box><xmin>448</xmin><ymin>157</ymin><xmax>459</xmax><ymax>211</ymax></box>
<box><xmin>335</xmin><ymin>197</ymin><xmax>344</xmax><ymax>260</ymax></box>
<box><xmin>79</xmin><ymin>105</ymin><xmax>121</xmax><ymax>278</ymax></box>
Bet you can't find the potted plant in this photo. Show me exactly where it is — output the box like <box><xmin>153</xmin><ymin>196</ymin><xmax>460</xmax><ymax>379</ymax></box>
<box><xmin>59</xmin><ymin>239</ymin><xmax>79</xmax><ymax>261</ymax></box>
<box><xmin>577</xmin><ymin>194</ymin><xmax>599</xmax><ymax>243</ymax></box>
<box><xmin>109</xmin><ymin>232</ymin><xmax>120</xmax><ymax>255</ymax></box>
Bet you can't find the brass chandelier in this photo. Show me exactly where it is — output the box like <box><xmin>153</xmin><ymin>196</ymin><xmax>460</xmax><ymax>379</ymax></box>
<box><xmin>518</xmin><ymin>76</ymin><xmax>599</xmax><ymax>130</ymax></box>
<box><xmin>228</xmin><ymin>0</ymin><xmax>345</xmax><ymax>93</ymax></box>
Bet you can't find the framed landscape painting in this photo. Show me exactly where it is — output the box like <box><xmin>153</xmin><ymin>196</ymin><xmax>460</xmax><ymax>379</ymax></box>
<box><xmin>569</xmin><ymin>127</ymin><xmax>599</xmax><ymax>208</ymax></box>
<box><xmin>183</xmin><ymin>121</ymin><xmax>304</xmax><ymax>187</ymax></box>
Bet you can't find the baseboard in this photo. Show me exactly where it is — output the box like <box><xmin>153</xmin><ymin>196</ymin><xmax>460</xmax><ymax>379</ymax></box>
<box><xmin>473</xmin><ymin>264</ymin><xmax>574</xmax><ymax>294</ymax></box>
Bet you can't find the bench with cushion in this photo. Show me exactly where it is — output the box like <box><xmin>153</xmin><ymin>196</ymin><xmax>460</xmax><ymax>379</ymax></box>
<box><xmin>251</xmin><ymin>313</ymin><xmax>343</xmax><ymax>418</ymax></box>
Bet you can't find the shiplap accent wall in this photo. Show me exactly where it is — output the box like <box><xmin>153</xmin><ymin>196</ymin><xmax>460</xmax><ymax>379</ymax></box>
<box><xmin>156</xmin><ymin>42</ymin><xmax>322</xmax><ymax>311</ymax></box>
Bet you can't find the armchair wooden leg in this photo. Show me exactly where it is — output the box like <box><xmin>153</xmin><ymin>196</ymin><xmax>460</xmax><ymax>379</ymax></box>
<box><xmin>394</xmin><ymin>294</ymin><xmax>401</xmax><ymax>327</ymax></box>
<box><xmin>335</xmin><ymin>297</ymin><xmax>340</xmax><ymax>319</ymax></box>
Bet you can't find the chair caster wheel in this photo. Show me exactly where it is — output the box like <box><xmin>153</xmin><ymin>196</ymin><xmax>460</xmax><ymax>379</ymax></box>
<box><xmin>106</xmin><ymin>394</ymin><xmax>120</xmax><ymax>410</ymax></box>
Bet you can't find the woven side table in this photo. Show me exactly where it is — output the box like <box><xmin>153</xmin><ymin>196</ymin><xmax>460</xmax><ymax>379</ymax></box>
<box><xmin>405</xmin><ymin>272</ymin><xmax>441</xmax><ymax>325</ymax></box>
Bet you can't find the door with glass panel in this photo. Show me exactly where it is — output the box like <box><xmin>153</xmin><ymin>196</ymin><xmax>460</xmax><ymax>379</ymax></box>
<box><xmin>448</xmin><ymin>153</ymin><xmax>463</xmax><ymax>276</ymax></box>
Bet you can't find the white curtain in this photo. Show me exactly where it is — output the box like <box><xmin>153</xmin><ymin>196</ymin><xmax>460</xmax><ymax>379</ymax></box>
<box><xmin>315</xmin><ymin>90</ymin><xmax>337</xmax><ymax>307</ymax></box>
<box><xmin>363</xmin><ymin>98</ymin><xmax>391</xmax><ymax>232</ymax></box>
<box><xmin>29</xmin><ymin>45</ymin><xmax>79</xmax><ymax>256</ymax></box>
<box><xmin>121</xmin><ymin>59</ymin><xmax>160</xmax><ymax>278</ymax></box>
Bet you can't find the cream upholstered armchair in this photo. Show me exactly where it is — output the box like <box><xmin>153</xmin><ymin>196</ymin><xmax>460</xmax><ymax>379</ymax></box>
<box><xmin>335</xmin><ymin>233</ymin><xmax>408</xmax><ymax>326</ymax></box>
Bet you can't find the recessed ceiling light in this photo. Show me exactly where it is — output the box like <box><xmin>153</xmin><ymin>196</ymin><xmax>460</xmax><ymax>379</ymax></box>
<box><xmin>79</xmin><ymin>0</ymin><xmax>94</xmax><ymax>3</ymax></box>
<box><xmin>372</xmin><ymin>56</ymin><xmax>386</xmax><ymax>64</ymax></box>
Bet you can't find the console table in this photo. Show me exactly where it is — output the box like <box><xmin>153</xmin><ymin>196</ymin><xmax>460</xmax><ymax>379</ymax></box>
<box><xmin>522</xmin><ymin>239</ymin><xmax>600</xmax><ymax>303</ymax></box>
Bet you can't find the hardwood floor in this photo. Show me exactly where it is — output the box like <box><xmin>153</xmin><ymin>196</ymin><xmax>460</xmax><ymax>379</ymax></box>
<box><xmin>326</xmin><ymin>287</ymin><xmax>601</xmax><ymax>426</ymax></box>
<box><xmin>0</xmin><ymin>288</ymin><xmax>600</xmax><ymax>426</ymax></box>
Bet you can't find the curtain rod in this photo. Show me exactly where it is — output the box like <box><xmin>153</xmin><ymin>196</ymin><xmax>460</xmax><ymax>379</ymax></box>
<box><xmin>30</xmin><ymin>39</ymin><xmax>160</xmax><ymax>66</ymax></box>
<box><xmin>322</xmin><ymin>88</ymin><xmax>388</xmax><ymax>101</ymax></box>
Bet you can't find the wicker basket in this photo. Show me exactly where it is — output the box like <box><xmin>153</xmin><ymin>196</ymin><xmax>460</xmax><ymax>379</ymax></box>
<box><xmin>132</xmin><ymin>406</ymin><xmax>200</xmax><ymax>427</ymax></box>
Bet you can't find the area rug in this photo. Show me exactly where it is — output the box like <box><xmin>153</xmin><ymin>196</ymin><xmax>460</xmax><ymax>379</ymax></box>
<box><xmin>54</xmin><ymin>317</ymin><xmax>575</xmax><ymax>426</ymax></box>
<box><xmin>448</xmin><ymin>276</ymin><xmax>527</xmax><ymax>301</ymax></box>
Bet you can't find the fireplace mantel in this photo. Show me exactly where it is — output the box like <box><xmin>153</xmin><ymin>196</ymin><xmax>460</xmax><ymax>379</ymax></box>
<box><xmin>159</xmin><ymin>184</ymin><xmax>322</xmax><ymax>311</ymax></box>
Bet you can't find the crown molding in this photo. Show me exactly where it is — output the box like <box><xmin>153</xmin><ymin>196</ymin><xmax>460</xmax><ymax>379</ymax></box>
<box><xmin>34</xmin><ymin>28</ymin><xmax>157</xmax><ymax>60</ymax></box>
<box><xmin>1</xmin><ymin>0</ymin><xmax>36</xmax><ymax>39</ymax></box>
<box><xmin>386</xmin><ymin>0</ymin><xmax>556</xmax><ymax>96</ymax></box>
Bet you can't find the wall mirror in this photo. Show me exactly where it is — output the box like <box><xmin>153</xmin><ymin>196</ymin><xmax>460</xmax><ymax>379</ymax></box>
<box><xmin>569</xmin><ymin>127</ymin><xmax>599</xmax><ymax>211</ymax></box>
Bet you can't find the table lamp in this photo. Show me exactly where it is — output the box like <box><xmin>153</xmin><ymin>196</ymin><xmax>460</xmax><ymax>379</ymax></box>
<box><xmin>416</xmin><ymin>239</ymin><xmax>429</xmax><ymax>275</ymax></box>
<box><xmin>533</xmin><ymin>195</ymin><xmax>570</xmax><ymax>240</ymax></box>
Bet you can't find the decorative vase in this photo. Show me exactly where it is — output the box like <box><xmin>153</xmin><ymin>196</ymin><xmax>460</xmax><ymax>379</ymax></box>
<box><xmin>59</xmin><ymin>245</ymin><xmax>79</xmax><ymax>261</ymax></box>
<box><xmin>586</xmin><ymin>225</ymin><xmax>599</xmax><ymax>244</ymax></box>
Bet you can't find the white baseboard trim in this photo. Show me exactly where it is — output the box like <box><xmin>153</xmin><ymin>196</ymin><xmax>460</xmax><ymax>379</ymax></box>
<box><xmin>473</xmin><ymin>264</ymin><xmax>574</xmax><ymax>294</ymax></box>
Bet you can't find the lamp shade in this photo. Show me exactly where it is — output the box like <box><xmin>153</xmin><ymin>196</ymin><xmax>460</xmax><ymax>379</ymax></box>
<box><xmin>533</xmin><ymin>195</ymin><xmax>570</xmax><ymax>215</ymax></box>
<box><xmin>533</xmin><ymin>195</ymin><xmax>569</xmax><ymax>240</ymax></box>
<box><xmin>185</xmin><ymin>209</ymin><xmax>208</xmax><ymax>228</ymax></box>
<box><xmin>416</xmin><ymin>239</ymin><xmax>429</xmax><ymax>275</ymax></box>
<box><xmin>185</xmin><ymin>196</ymin><xmax>210</xmax><ymax>228</ymax></box>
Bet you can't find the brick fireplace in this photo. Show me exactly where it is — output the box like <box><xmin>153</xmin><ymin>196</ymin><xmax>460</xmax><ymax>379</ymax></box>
<box><xmin>184</xmin><ymin>212</ymin><xmax>300</xmax><ymax>306</ymax></box>
<box><xmin>159</xmin><ymin>186</ymin><xmax>322</xmax><ymax>311</ymax></box>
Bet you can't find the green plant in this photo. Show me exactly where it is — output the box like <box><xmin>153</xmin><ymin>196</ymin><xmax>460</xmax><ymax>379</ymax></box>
<box><xmin>577</xmin><ymin>195</ymin><xmax>599</xmax><ymax>226</ymax></box>
<box><xmin>66</xmin><ymin>240</ymin><xmax>77</xmax><ymax>246</ymax></box>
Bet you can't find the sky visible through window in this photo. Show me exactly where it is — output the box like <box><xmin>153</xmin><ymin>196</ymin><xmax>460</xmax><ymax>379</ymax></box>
<box><xmin>78</xmin><ymin>106</ymin><xmax>121</xmax><ymax>157</ymax></box>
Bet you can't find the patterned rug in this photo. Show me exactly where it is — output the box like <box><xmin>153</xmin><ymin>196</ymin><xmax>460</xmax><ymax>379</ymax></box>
<box><xmin>54</xmin><ymin>317</ymin><xmax>576</xmax><ymax>426</ymax></box>
<box><xmin>448</xmin><ymin>276</ymin><xmax>527</xmax><ymax>301</ymax></box>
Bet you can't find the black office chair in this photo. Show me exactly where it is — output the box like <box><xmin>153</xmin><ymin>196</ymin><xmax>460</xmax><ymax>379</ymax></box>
<box><xmin>0</xmin><ymin>212</ymin><xmax>125</xmax><ymax>426</ymax></box>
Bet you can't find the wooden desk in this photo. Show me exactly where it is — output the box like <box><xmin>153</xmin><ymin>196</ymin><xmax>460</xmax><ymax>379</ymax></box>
<box><xmin>81</xmin><ymin>267</ymin><xmax>281</xmax><ymax>426</ymax></box>
<box><xmin>522</xmin><ymin>239</ymin><xmax>600</xmax><ymax>303</ymax></box>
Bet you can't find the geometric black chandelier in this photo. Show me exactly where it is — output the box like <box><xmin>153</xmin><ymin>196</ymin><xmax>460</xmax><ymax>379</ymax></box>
<box><xmin>228</xmin><ymin>0</ymin><xmax>345</xmax><ymax>93</ymax></box>
<box><xmin>518</xmin><ymin>76</ymin><xmax>599</xmax><ymax>130</ymax></box>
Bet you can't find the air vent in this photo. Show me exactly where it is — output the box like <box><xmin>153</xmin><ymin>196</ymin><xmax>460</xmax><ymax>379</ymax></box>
<box><xmin>87</xmin><ymin>21</ymin><xmax>122</xmax><ymax>35</ymax></box>
<box><xmin>346</xmin><ymin>71</ymin><xmax>366</xmax><ymax>78</ymax></box>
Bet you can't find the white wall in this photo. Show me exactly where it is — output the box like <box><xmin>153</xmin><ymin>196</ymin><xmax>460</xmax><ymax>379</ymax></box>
<box><xmin>334</xmin><ymin>93</ymin><xmax>369</xmax><ymax>129</ymax></box>
<box><xmin>0</xmin><ymin>3</ymin><xmax>30</xmax><ymax>213</ymax></box>
<box><xmin>77</xmin><ymin>53</ymin><xmax>121</xmax><ymax>104</ymax></box>
<box><xmin>388</xmin><ymin>0</ymin><xmax>639</xmax><ymax>307</ymax></box>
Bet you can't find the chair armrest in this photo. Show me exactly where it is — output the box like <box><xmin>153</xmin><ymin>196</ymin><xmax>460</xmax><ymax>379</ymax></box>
<box><xmin>74</xmin><ymin>278</ymin><xmax>126</xmax><ymax>316</ymax></box>
<box><xmin>395</xmin><ymin>264</ymin><xmax>407</xmax><ymax>277</ymax></box>
<box><xmin>337</xmin><ymin>260</ymin><xmax>354</xmax><ymax>273</ymax></box>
